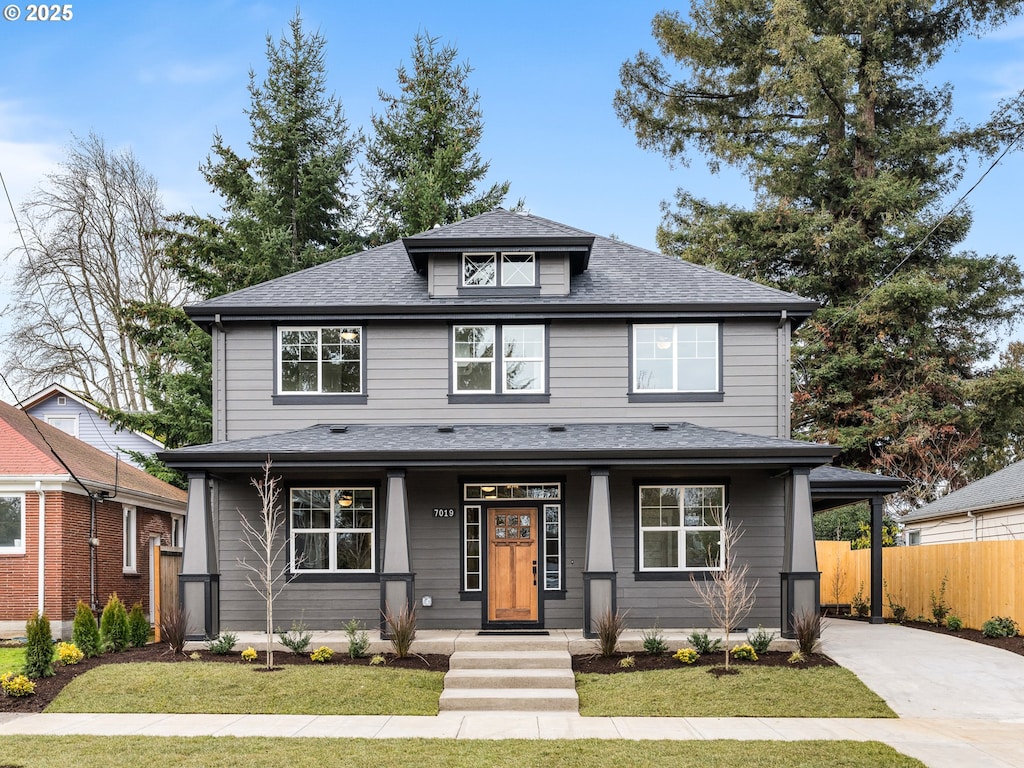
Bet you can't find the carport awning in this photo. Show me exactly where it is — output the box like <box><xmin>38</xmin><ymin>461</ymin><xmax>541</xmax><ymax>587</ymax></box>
<box><xmin>160</xmin><ymin>421</ymin><xmax>839</xmax><ymax>472</ymax></box>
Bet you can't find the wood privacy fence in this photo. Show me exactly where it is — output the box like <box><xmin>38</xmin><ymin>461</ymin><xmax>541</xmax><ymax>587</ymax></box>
<box><xmin>816</xmin><ymin>540</ymin><xmax>1024</xmax><ymax>630</ymax></box>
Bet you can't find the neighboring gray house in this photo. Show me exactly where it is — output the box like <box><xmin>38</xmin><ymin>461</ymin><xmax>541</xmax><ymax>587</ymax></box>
<box><xmin>902</xmin><ymin>460</ymin><xmax>1024</xmax><ymax>545</ymax></box>
<box><xmin>19</xmin><ymin>384</ymin><xmax>165</xmax><ymax>471</ymax></box>
<box><xmin>162</xmin><ymin>210</ymin><xmax>897</xmax><ymax>638</ymax></box>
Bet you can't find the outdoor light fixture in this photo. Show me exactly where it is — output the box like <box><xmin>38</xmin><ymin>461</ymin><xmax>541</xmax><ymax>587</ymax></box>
<box><xmin>339</xmin><ymin>492</ymin><xmax>353</xmax><ymax>507</ymax></box>
<box><xmin>340</xmin><ymin>330</ymin><xmax>359</xmax><ymax>341</ymax></box>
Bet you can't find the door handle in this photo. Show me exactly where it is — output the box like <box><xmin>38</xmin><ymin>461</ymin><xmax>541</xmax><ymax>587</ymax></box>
<box><xmin>532</xmin><ymin>560</ymin><xmax>537</xmax><ymax>585</ymax></box>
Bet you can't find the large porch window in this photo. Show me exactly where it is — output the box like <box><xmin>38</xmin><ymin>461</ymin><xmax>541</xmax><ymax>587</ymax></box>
<box><xmin>290</xmin><ymin>487</ymin><xmax>375</xmax><ymax>572</ymax></box>
<box><xmin>638</xmin><ymin>484</ymin><xmax>725</xmax><ymax>571</ymax></box>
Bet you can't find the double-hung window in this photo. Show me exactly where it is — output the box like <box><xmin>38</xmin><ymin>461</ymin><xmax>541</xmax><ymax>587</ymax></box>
<box><xmin>462</xmin><ymin>252</ymin><xmax>535</xmax><ymax>288</ymax></box>
<box><xmin>123</xmin><ymin>506</ymin><xmax>137</xmax><ymax>573</ymax></box>
<box><xmin>638</xmin><ymin>485</ymin><xmax>725</xmax><ymax>572</ymax></box>
<box><xmin>278</xmin><ymin>327</ymin><xmax>362</xmax><ymax>395</ymax></box>
<box><xmin>453</xmin><ymin>324</ymin><xmax>545</xmax><ymax>395</ymax></box>
<box><xmin>633</xmin><ymin>323</ymin><xmax>720</xmax><ymax>395</ymax></box>
<box><xmin>290</xmin><ymin>487</ymin><xmax>375</xmax><ymax>573</ymax></box>
<box><xmin>0</xmin><ymin>494</ymin><xmax>25</xmax><ymax>555</ymax></box>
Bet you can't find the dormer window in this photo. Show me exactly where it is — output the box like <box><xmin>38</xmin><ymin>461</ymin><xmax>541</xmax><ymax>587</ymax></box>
<box><xmin>461</xmin><ymin>252</ymin><xmax>535</xmax><ymax>288</ymax></box>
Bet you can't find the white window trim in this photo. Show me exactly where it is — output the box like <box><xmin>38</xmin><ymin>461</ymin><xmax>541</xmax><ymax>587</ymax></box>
<box><xmin>638</xmin><ymin>485</ymin><xmax>725</xmax><ymax>572</ymax></box>
<box><xmin>633</xmin><ymin>323</ymin><xmax>720</xmax><ymax>393</ymax></box>
<box><xmin>45</xmin><ymin>415</ymin><xmax>79</xmax><ymax>437</ymax></box>
<box><xmin>453</xmin><ymin>325</ymin><xmax>496</xmax><ymax>394</ymax></box>
<box><xmin>464</xmin><ymin>505</ymin><xmax>482</xmax><ymax>592</ymax></box>
<box><xmin>500</xmin><ymin>252</ymin><xmax>536</xmax><ymax>287</ymax></box>
<box><xmin>277</xmin><ymin>326</ymin><xmax>363</xmax><ymax>395</ymax></box>
<box><xmin>453</xmin><ymin>324</ymin><xmax>546</xmax><ymax>395</ymax></box>
<box><xmin>462</xmin><ymin>252</ymin><xmax>497</xmax><ymax>286</ymax></box>
<box><xmin>170</xmin><ymin>514</ymin><xmax>184</xmax><ymax>548</ymax></box>
<box><xmin>0</xmin><ymin>493</ymin><xmax>26</xmax><ymax>555</ymax></box>
<box><xmin>123</xmin><ymin>506</ymin><xmax>137</xmax><ymax>573</ymax></box>
<box><xmin>502</xmin><ymin>325</ymin><xmax>546</xmax><ymax>393</ymax></box>
<box><xmin>290</xmin><ymin>487</ymin><xmax>376</xmax><ymax>573</ymax></box>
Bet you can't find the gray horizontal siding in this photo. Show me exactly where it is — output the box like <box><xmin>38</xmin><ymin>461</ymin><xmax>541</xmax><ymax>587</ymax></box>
<box><xmin>222</xmin><ymin>320</ymin><xmax>783</xmax><ymax>440</ymax></box>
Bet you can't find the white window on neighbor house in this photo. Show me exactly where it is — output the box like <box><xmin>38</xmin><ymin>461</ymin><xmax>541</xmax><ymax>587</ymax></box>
<box><xmin>278</xmin><ymin>327</ymin><xmax>362</xmax><ymax>394</ymax></box>
<box><xmin>633</xmin><ymin>323</ymin><xmax>720</xmax><ymax>393</ymax></box>
<box><xmin>0</xmin><ymin>494</ymin><xmax>26</xmax><ymax>555</ymax></box>
<box><xmin>123</xmin><ymin>506</ymin><xmax>137</xmax><ymax>572</ymax></box>
<box><xmin>906</xmin><ymin>530</ymin><xmax>921</xmax><ymax>546</ymax></box>
<box><xmin>170</xmin><ymin>515</ymin><xmax>184</xmax><ymax>548</ymax></box>
<box><xmin>290</xmin><ymin>487</ymin><xmax>375</xmax><ymax>573</ymax></box>
<box><xmin>638</xmin><ymin>485</ymin><xmax>725</xmax><ymax>571</ymax></box>
<box><xmin>46</xmin><ymin>415</ymin><xmax>79</xmax><ymax>437</ymax></box>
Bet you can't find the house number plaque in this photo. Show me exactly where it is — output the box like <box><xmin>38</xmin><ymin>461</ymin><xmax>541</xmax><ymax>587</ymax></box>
<box><xmin>433</xmin><ymin>508</ymin><xmax>455</xmax><ymax>518</ymax></box>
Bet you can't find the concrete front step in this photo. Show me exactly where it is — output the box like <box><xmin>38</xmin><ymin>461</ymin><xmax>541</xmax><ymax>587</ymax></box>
<box><xmin>448</xmin><ymin>650</ymin><xmax>571</xmax><ymax>670</ymax></box>
<box><xmin>443</xmin><ymin>668</ymin><xmax>576</xmax><ymax>689</ymax></box>
<box><xmin>438</xmin><ymin>688</ymin><xmax>580</xmax><ymax>712</ymax></box>
<box><xmin>452</xmin><ymin>636</ymin><xmax>570</xmax><ymax>652</ymax></box>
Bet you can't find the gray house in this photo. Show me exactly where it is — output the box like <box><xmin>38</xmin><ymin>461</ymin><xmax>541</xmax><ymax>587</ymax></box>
<box><xmin>163</xmin><ymin>210</ymin><xmax>894</xmax><ymax>638</ymax></box>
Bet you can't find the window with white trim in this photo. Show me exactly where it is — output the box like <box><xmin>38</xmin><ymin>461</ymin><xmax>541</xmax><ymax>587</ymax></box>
<box><xmin>638</xmin><ymin>485</ymin><xmax>724</xmax><ymax>571</ymax></box>
<box><xmin>462</xmin><ymin>252</ymin><xmax>535</xmax><ymax>287</ymax></box>
<box><xmin>46</xmin><ymin>415</ymin><xmax>79</xmax><ymax>437</ymax></box>
<box><xmin>278</xmin><ymin>327</ymin><xmax>362</xmax><ymax>394</ymax></box>
<box><xmin>123</xmin><ymin>506</ymin><xmax>137</xmax><ymax>572</ymax></box>
<box><xmin>0</xmin><ymin>494</ymin><xmax>25</xmax><ymax>554</ymax></box>
<box><xmin>544</xmin><ymin>503</ymin><xmax>562</xmax><ymax>590</ymax></box>
<box><xmin>290</xmin><ymin>487</ymin><xmax>375</xmax><ymax>572</ymax></box>
<box><xmin>464</xmin><ymin>505</ymin><xmax>482</xmax><ymax>590</ymax></box>
<box><xmin>906</xmin><ymin>530</ymin><xmax>921</xmax><ymax>546</ymax></box>
<box><xmin>633</xmin><ymin>323</ymin><xmax>719</xmax><ymax>392</ymax></box>
<box><xmin>170</xmin><ymin>515</ymin><xmax>184</xmax><ymax>548</ymax></box>
<box><xmin>453</xmin><ymin>325</ymin><xmax>545</xmax><ymax>394</ymax></box>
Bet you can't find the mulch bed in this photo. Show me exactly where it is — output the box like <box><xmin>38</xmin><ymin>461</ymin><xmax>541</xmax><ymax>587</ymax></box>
<box><xmin>0</xmin><ymin>643</ymin><xmax>448</xmax><ymax>714</ymax></box>
<box><xmin>573</xmin><ymin>650</ymin><xmax>835</xmax><ymax>674</ymax></box>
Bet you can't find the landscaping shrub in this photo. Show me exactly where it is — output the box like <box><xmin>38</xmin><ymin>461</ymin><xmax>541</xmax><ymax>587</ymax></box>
<box><xmin>127</xmin><ymin>602</ymin><xmax>150</xmax><ymax>648</ymax></box>
<box><xmin>641</xmin><ymin>624</ymin><xmax>668</xmax><ymax>655</ymax></box>
<box><xmin>673</xmin><ymin>647</ymin><xmax>698</xmax><ymax>664</ymax></box>
<box><xmin>593</xmin><ymin>608</ymin><xmax>627</xmax><ymax>657</ymax></box>
<box><xmin>981</xmin><ymin>616</ymin><xmax>1019</xmax><ymax>638</ymax></box>
<box><xmin>746</xmin><ymin>625</ymin><xmax>775</xmax><ymax>655</ymax></box>
<box><xmin>851</xmin><ymin>584</ymin><xmax>870</xmax><ymax>618</ymax></box>
<box><xmin>791</xmin><ymin>608</ymin><xmax>821</xmax><ymax>655</ymax></box>
<box><xmin>56</xmin><ymin>641</ymin><xmax>84</xmax><ymax>666</ymax></box>
<box><xmin>729</xmin><ymin>642</ymin><xmax>758</xmax><ymax>662</ymax></box>
<box><xmin>158</xmin><ymin>603</ymin><xmax>188</xmax><ymax>655</ymax></box>
<box><xmin>1</xmin><ymin>672</ymin><xmax>35</xmax><ymax>697</ymax></box>
<box><xmin>310</xmin><ymin>646</ymin><xmax>333</xmax><ymax>663</ymax></box>
<box><xmin>946</xmin><ymin>615</ymin><xmax>963</xmax><ymax>631</ymax></box>
<box><xmin>369</xmin><ymin>653</ymin><xmax>386</xmax><ymax>666</ymax></box>
<box><xmin>344</xmin><ymin>618</ymin><xmax>370</xmax><ymax>658</ymax></box>
<box><xmin>617</xmin><ymin>655</ymin><xmax>636</xmax><ymax>668</ymax></box>
<box><xmin>241</xmin><ymin>646</ymin><xmax>257</xmax><ymax>662</ymax></box>
<box><xmin>206</xmin><ymin>632</ymin><xmax>239</xmax><ymax>655</ymax></box>
<box><xmin>687</xmin><ymin>630</ymin><xmax>722</xmax><ymax>655</ymax></box>
<box><xmin>100</xmin><ymin>594</ymin><xmax>129</xmax><ymax>652</ymax></box>
<box><xmin>22</xmin><ymin>612</ymin><xmax>55</xmax><ymax>679</ymax></box>
<box><xmin>383</xmin><ymin>604</ymin><xmax>417</xmax><ymax>658</ymax></box>
<box><xmin>278</xmin><ymin>620</ymin><xmax>312</xmax><ymax>653</ymax></box>
<box><xmin>930</xmin><ymin>574</ymin><xmax>951</xmax><ymax>626</ymax></box>
<box><xmin>71</xmin><ymin>600</ymin><xmax>102</xmax><ymax>658</ymax></box>
<box><xmin>884</xmin><ymin>581</ymin><xmax>907</xmax><ymax>623</ymax></box>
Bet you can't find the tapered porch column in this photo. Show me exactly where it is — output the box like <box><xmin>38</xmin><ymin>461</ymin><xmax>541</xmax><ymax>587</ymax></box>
<box><xmin>780</xmin><ymin>467</ymin><xmax>820</xmax><ymax>638</ymax></box>
<box><xmin>583</xmin><ymin>468</ymin><xmax>616</xmax><ymax>637</ymax></box>
<box><xmin>179</xmin><ymin>472</ymin><xmax>219</xmax><ymax>640</ymax></box>
<box><xmin>380</xmin><ymin>469</ymin><xmax>414</xmax><ymax>634</ymax></box>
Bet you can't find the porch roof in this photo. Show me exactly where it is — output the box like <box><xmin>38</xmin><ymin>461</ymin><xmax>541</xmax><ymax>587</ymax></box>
<box><xmin>160</xmin><ymin>421</ymin><xmax>838</xmax><ymax>472</ymax></box>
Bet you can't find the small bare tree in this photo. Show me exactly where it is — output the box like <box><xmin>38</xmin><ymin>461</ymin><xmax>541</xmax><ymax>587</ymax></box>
<box><xmin>237</xmin><ymin>458</ymin><xmax>289</xmax><ymax>669</ymax></box>
<box><xmin>691</xmin><ymin>517</ymin><xmax>759</xmax><ymax>670</ymax></box>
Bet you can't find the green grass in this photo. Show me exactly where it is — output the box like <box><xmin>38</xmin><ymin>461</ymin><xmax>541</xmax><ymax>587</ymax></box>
<box><xmin>1</xmin><ymin>736</ymin><xmax>925</xmax><ymax>768</ymax></box>
<box><xmin>47</xmin><ymin>662</ymin><xmax>443</xmax><ymax>715</ymax></box>
<box><xmin>576</xmin><ymin>666</ymin><xmax>895</xmax><ymax>718</ymax></box>
<box><xmin>0</xmin><ymin>646</ymin><xmax>26</xmax><ymax>674</ymax></box>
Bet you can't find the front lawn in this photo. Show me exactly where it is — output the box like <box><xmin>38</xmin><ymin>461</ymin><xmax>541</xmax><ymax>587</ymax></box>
<box><xmin>0</xmin><ymin>647</ymin><xmax>25</xmax><ymax>675</ymax></box>
<box><xmin>576</xmin><ymin>666</ymin><xmax>895</xmax><ymax>718</ymax></box>
<box><xmin>1</xmin><ymin>736</ymin><xmax>925</xmax><ymax>768</ymax></box>
<box><xmin>47</xmin><ymin>662</ymin><xmax>443</xmax><ymax>715</ymax></box>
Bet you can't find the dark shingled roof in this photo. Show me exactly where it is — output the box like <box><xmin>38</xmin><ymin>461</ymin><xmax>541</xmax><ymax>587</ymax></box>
<box><xmin>161</xmin><ymin>421</ymin><xmax>837</xmax><ymax>470</ymax></box>
<box><xmin>902</xmin><ymin>460</ymin><xmax>1024</xmax><ymax>522</ymax></box>
<box><xmin>187</xmin><ymin>210</ymin><xmax>818</xmax><ymax>321</ymax></box>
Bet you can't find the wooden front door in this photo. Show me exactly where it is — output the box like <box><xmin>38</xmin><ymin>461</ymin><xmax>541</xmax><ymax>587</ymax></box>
<box><xmin>487</xmin><ymin>508</ymin><xmax>539</xmax><ymax>622</ymax></box>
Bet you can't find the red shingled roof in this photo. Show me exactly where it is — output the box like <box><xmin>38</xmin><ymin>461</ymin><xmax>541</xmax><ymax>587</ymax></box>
<box><xmin>0</xmin><ymin>399</ymin><xmax>186</xmax><ymax>504</ymax></box>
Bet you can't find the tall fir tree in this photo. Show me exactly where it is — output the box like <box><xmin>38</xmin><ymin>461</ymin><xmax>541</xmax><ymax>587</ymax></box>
<box><xmin>112</xmin><ymin>13</ymin><xmax>359</xmax><ymax>454</ymax></box>
<box><xmin>615</xmin><ymin>1</ymin><xmax>1024</xmax><ymax>504</ymax></box>
<box><xmin>363</xmin><ymin>32</ymin><xmax>512</xmax><ymax>243</ymax></box>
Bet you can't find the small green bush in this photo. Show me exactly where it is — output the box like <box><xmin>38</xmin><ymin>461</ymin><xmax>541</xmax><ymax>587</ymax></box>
<box><xmin>56</xmin><ymin>642</ymin><xmax>84</xmax><ymax>666</ymax></box>
<box><xmin>206</xmin><ymin>632</ymin><xmax>238</xmax><ymax>655</ymax></box>
<box><xmin>946</xmin><ymin>615</ymin><xmax>964</xmax><ymax>632</ymax></box>
<box><xmin>686</xmin><ymin>630</ymin><xmax>722</xmax><ymax>655</ymax></box>
<box><xmin>641</xmin><ymin>624</ymin><xmax>669</xmax><ymax>655</ymax></box>
<box><xmin>981</xmin><ymin>616</ymin><xmax>1019</xmax><ymax>638</ymax></box>
<box><xmin>127</xmin><ymin>602</ymin><xmax>150</xmax><ymax>648</ymax></box>
<box><xmin>100</xmin><ymin>594</ymin><xmax>129</xmax><ymax>652</ymax></box>
<box><xmin>746</xmin><ymin>625</ymin><xmax>776</xmax><ymax>655</ymax></box>
<box><xmin>22</xmin><ymin>612</ymin><xmax>55</xmax><ymax>679</ymax></box>
<box><xmin>729</xmin><ymin>642</ymin><xmax>758</xmax><ymax>662</ymax></box>
<box><xmin>1</xmin><ymin>672</ymin><xmax>35</xmax><ymax>697</ymax></box>
<box><xmin>344</xmin><ymin>618</ymin><xmax>370</xmax><ymax>658</ymax></box>
<box><xmin>369</xmin><ymin>653</ymin><xmax>386</xmax><ymax>666</ymax></box>
<box><xmin>310</xmin><ymin>646</ymin><xmax>334</xmax><ymax>663</ymax></box>
<box><xmin>930</xmin><ymin>574</ymin><xmax>951</xmax><ymax>626</ymax></box>
<box><xmin>71</xmin><ymin>600</ymin><xmax>102</xmax><ymax>658</ymax></box>
<box><xmin>277</xmin><ymin>620</ymin><xmax>312</xmax><ymax>654</ymax></box>
<box><xmin>851</xmin><ymin>584</ymin><xmax>870</xmax><ymax>618</ymax></box>
<box><xmin>673</xmin><ymin>647</ymin><xmax>698</xmax><ymax>664</ymax></box>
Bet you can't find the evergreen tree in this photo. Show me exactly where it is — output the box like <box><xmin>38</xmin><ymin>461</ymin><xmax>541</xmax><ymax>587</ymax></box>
<box><xmin>615</xmin><ymin>1</ymin><xmax>1024</xmax><ymax>502</ymax></box>
<box><xmin>23</xmin><ymin>612</ymin><xmax>54</xmax><ymax>679</ymax></box>
<box><xmin>364</xmin><ymin>32</ymin><xmax>512</xmax><ymax>243</ymax></box>
<box><xmin>71</xmin><ymin>600</ymin><xmax>102</xmax><ymax>658</ymax></box>
<box><xmin>99</xmin><ymin>593</ymin><xmax>129</xmax><ymax>653</ymax></box>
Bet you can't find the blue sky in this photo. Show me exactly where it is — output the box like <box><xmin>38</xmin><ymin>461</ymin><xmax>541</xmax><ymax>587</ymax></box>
<box><xmin>2</xmin><ymin>0</ymin><xmax>1024</xmax><ymax>391</ymax></box>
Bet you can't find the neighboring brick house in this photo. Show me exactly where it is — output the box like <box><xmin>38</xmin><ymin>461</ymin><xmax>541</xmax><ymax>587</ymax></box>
<box><xmin>162</xmin><ymin>209</ymin><xmax>900</xmax><ymax>639</ymax></box>
<box><xmin>0</xmin><ymin>400</ymin><xmax>187</xmax><ymax>639</ymax></box>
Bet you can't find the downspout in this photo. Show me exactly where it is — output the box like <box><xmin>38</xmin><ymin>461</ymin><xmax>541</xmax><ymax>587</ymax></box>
<box><xmin>90</xmin><ymin>494</ymin><xmax>98</xmax><ymax>611</ymax></box>
<box><xmin>967</xmin><ymin>510</ymin><xmax>977</xmax><ymax>541</ymax></box>
<box><xmin>36</xmin><ymin>481</ymin><xmax>45</xmax><ymax>617</ymax></box>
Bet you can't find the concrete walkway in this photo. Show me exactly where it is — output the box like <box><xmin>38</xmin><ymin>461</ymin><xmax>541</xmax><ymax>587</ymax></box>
<box><xmin>2</xmin><ymin>621</ymin><xmax>1023</xmax><ymax>768</ymax></box>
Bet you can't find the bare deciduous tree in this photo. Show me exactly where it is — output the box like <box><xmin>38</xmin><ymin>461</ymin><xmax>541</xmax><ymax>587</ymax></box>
<box><xmin>691</xmin><ymin>517</ymin><xmax>759</xmax><ymax>670</ymax></box>
<box><xmin>237</xmin><ymin>458</ymin><xmax>290</xmax><ymax>669</ymax></box>
<box><xmin>3</xmin><ymin>131</ymin><xmax>188</xmax><ymax>408</ymax></box>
